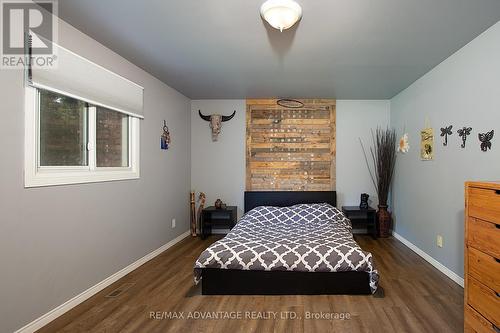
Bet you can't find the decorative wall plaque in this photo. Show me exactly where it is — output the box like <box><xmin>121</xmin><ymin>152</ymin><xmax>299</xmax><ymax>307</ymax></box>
<box><xmin>246</xmin><ymin>99</ymin><xmax>336</xmax><ymax>191</ymax></box>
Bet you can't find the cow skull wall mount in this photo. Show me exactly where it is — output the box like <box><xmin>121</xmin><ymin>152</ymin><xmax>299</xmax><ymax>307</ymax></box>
<box><xmin>198</xmin><ymin>110</ymin><xmax>236</xmax><ymax>141</ymax></box>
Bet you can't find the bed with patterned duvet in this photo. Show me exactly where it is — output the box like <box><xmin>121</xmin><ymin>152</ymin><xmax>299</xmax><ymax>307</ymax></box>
<box><xmin>194</xmin><ymin>203</ymin><xmax>379</xmax><ymax>294</ymax></box>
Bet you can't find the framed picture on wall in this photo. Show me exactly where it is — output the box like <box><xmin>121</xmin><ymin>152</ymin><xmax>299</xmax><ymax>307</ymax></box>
<box><xmin>420</xmin><ymin>128</ymin><xmax>434</xmax><ymax>161</ymax></box>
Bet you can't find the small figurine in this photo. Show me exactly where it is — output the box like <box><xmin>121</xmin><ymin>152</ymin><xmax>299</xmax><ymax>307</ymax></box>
<box><xmin>360</xmin><ymin>193</ymin><xmax>369</xmax><ymax>209</ymax></box>
<box><xmin>215</xmin><ymin>199</ymin><xmax>223</xmax><ymax>209</ymax></box>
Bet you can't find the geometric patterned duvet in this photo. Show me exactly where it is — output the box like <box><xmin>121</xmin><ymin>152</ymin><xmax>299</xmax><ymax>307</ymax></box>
<box><xmin>194</xmin><ymin>203</ymin><xmax>379</xmax><ymax>293</ymax></box>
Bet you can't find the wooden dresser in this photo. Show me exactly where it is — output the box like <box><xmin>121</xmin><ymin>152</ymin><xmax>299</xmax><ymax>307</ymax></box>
<box><xmin>465</xmin><ymin>181</ymin><xmax>500</xmax><ymax>333</ymax></box>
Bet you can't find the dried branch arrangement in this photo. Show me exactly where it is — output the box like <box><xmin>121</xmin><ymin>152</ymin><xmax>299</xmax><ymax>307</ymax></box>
<box><xmin>360</xmin><ymin>128</ymin><xmax>397</xmax><ymax>206</ymax></box>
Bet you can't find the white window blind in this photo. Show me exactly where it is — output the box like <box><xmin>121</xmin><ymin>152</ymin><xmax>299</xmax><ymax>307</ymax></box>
<box><xmin>27</xmin><ymin>36</ymin><xmax>144</xmax><ymax>119</ymax></box>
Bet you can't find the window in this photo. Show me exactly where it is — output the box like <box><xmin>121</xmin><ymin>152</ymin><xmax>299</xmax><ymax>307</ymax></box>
<box><xmin>39</xmin><ymin>90</ymin><xmax>88</xmax><ymax>166</ymax></box>
<box><xmin>96</xmin><ymin>107</ymin><xmax>129</xmax><ymax>168</ymax></box>
<box><xmin>25</xmin><ymin>87</ymin><xmax>140</xmax><ymax>187</ymax></box>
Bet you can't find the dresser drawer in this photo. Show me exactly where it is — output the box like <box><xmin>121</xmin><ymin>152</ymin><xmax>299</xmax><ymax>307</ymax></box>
<box><xmin>468</xmin><ymin>276</ymin><xmax>500</xmax><ymax>328</ymax></box>
<box><xmin>465</xmin><ymin>304</ymin><xmax>498</xmax><ymax>333</ymax></box>
<box><xmin>468</xmin><ymin>247</ymin><xmax>500</xmax><ymax>292</ymax></box>
<box><xmin>468</xmin><ymin>218</ymin><xmax>500</xmax><ymax>259</ymax></box>
<box><xmin>469</xmin><ymin>187</ymin><xmax>500</xmax><ymax>225</ymax></box>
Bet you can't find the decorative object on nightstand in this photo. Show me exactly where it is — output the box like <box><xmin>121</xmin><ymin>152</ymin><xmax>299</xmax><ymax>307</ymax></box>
<box><xmin>360</xmin><ymin>128</ymin><xmax>397</xmax><ymax>238</ymax></box>
<box><xmin>201</xmin><ymin>206</ymin><xmax>237</xmax><ymax>240</ymax></box>
<box><xmin>359</xmin><ymin>193</ymin><xmax>369</xmax><ymax>209</ymax></box>
<box><xmin>342</xmin><ymin>206</ymin><xmax>377</xmax><ymax>239</ymax></box>
<box><xmin>215</xmin><ymin>199</ymin><xmax>223</xmax><ymax>209</ymax></box>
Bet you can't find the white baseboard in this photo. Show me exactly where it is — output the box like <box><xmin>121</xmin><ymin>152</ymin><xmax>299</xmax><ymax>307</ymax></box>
<box><xmin>15</xmin><ymin>230</ymin><xmax>191</xmax><ymax>333</ymax></box>
<box><xmin>392</xmin><ymin>231</ymin><xmax>464</xmax><ymax>287</ymax></box>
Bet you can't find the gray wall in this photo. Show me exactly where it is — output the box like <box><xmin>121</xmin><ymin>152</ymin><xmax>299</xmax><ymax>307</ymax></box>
<box><xmin>336</xmin><ymin>100</ymin><xmax>391</xmax><ymax>208</ymax></box>
<box><xmin>0</xmin><ymin>16</ymin><xmax>191</xmax><ymax>333</ymax></box>
<box><xmin>191</xmin><ymin>100</ymin><xmax>246</xmax><ymax>217</ymax></box>
<box><xmin>390</xmin><ymin>21</ymin><xmax>500</xmax><ymax>278</ymax></box>
<box><xmin>191</xmin><ymin>100</ymin><xmax>390</xmax><ymax>213</ymax></box>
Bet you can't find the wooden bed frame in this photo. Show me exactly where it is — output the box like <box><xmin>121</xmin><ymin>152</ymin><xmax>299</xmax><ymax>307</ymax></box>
<box><xmin>200</xmin><ymin>191</ymin><xmax>372</xmax><ymax>295</ymax></box>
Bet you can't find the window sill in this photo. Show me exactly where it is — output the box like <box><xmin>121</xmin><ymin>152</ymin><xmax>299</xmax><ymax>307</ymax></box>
<box><xmin>24</xmin><ymin>169</ymin><xmax>140</xmax><ymax>188</ymax></box>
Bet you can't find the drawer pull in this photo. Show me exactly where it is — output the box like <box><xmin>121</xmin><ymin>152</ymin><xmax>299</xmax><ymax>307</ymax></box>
<box><xmin>496</xmin><ymin>291</ymin><xmax>500</xmax><ymax>297</ymax></box>
<box><xmin>496</xmin><ymin>257</ymin><xmax>500</xmax><ymax>263</ymax></box>
<box><xmin>496</xmin><ymin>224</ymin><xmax>500</xmax><ymax>229</ymax></box>
<box><xmin>494</xmin><ymin>324</ymin><xmax>500</xmax><ymax>333</ymax></box>
<box><xmin>495</xmin><ymin>190</ymin><xmax>500</xmax><ymax>195</ymax></box>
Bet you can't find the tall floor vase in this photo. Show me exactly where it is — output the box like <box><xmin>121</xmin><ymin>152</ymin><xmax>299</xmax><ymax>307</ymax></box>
<box><xmin>377</xmin><ymin>205</ymin><xmax>392</xmax><ymax>238</ymax></box>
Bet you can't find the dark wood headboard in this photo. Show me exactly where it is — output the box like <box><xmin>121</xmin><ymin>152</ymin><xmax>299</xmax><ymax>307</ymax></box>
<box><xmin>244</xmin><ymin>191</ymin><xmax>337</xmax><ymax>213</ymax></box>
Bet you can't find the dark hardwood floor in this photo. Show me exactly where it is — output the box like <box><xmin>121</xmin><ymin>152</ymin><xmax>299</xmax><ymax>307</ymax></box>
<box><xmin>38</xmin><ymin>235</ymin><xmax>464</xmax><ymax>333</ymax></box>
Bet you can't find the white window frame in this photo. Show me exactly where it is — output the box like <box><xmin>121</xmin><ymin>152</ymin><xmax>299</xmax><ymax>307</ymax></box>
<box><xmin>24</xmin><ymin>87</ymin><xmax>140</xmax><ymax>187</ymax></box>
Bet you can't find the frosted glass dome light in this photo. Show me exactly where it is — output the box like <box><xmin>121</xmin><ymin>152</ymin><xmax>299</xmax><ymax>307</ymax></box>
<box><xmin>260</xmin><ymin>0</ymin><xmax>302</xmax><ymax>32</ymax></box>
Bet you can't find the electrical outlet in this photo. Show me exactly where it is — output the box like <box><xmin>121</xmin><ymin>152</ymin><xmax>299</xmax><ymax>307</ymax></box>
<box><xmin>171</xmin><ymin>218</ymin><xmax>176</xmax><ymax>228</ymax></box>
<box><xmin>437</xmin><ymin>235</ymin><xmax>443</xmax><ymax>248</ymax></box>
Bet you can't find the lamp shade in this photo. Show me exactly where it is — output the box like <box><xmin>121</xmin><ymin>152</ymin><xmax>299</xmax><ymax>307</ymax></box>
<box><xmin>260</xmin><ymin>0</ymin><xmax>302</xmax><ymax>32</ymax></box>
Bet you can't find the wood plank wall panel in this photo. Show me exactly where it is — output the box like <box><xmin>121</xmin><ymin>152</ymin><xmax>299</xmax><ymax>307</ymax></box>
<box><xmin>246</xmin><ymin>99</ymin><xmax>336</xmax><ymax>191</ymax></box>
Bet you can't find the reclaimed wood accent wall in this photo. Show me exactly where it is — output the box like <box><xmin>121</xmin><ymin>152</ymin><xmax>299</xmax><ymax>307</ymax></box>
<box><xmin>246</xmin><ymin>99</ymin><xmax>336</xmax><ymax>191</ymax></box>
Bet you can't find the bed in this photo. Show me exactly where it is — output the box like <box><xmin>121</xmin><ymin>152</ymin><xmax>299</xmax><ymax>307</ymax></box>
<box><xmin>194</xmin><ymin>191</ymin><xmax>379</xmax><ymax>295</ymax></box>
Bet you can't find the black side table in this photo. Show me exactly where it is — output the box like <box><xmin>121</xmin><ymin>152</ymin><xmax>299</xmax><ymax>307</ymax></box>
<box><xmin>201</xmin><ymin>206</ymin><xmax>237</xmax><ymax>240</ymax></box>
<box><xmin>341</xmin><ymin>206</ymin><xmax>377</xmax><ymax>239</ymax></box>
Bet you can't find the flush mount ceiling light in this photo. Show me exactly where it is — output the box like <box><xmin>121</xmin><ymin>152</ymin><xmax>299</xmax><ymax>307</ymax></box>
<box><xmin>260</xmin><ymin>0</ymin><xmax>302</xmax><ymax>32</ymax></box>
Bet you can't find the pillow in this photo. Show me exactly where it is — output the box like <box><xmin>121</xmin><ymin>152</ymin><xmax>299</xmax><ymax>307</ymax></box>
<box><xmin>245</xmin><ymin>203</ymin><xmax>350</xmax><ymax>228</ymax></box>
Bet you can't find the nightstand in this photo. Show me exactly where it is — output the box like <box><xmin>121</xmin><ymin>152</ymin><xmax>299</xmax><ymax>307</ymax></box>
<box><xmin>342</xmin><ymin>206</ymin><xmax>377</xmax><ymax>239</ymax></box>
<box><xmin>200</xmin><ymin>206</ymin><xmax>237</xmax><ymax>240</ymax></box>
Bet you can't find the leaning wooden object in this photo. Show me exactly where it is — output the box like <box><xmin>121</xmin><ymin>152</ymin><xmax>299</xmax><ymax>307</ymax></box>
<box><xmin>190</xmin><ymin>192</ymin><xmax>197</xmax><ymax>236</ymax></box>
<box><xmin>196</xmin><ymin>192</ymin><xmax>206</xmax><ymax>235</ymax></box>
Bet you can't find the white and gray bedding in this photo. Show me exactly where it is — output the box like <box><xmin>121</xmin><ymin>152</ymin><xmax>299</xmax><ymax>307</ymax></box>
<box><xmin>194</xmin><ymin>203</ymin><xmax>379</xmax><ymax>293</ymax></box>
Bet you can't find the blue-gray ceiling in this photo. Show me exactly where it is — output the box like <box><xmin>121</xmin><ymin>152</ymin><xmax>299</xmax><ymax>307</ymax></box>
<box><xmin>58</xmin><ymin>0</ymin><xmax>500</xmax><ymax>99</ymax></box>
